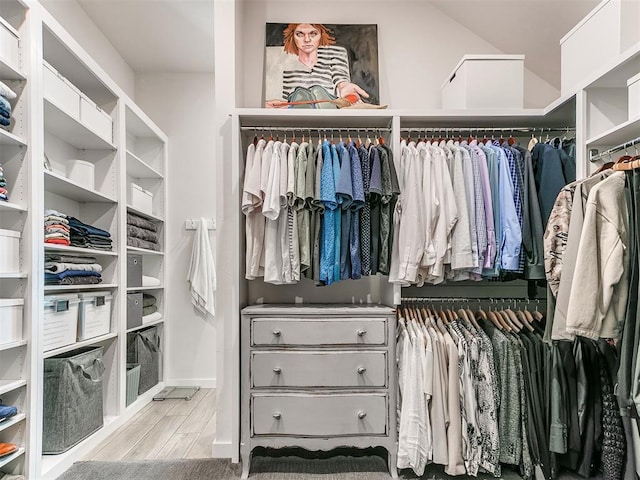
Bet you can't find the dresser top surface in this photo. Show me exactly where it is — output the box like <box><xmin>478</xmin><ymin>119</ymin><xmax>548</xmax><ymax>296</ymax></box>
<box><xmin>241</xmin><ymin>304</ymin><xmax>395</xmax><ymax>316</ymax></box>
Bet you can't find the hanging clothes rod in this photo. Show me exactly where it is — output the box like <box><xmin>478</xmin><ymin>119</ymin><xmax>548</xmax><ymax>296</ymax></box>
<box><xmin>400</xmin><ymin>297</ymin><xmax>546</xmax><ymax>304</ymax></box>
<box><xmin>589</xmin><ymin>136</ymin><xmax>640</xmax><ymax>163</ymax></box>
<box><xmin>240</xmin><ymin>126</ymin><xmax>392</xmax><ymax>132</ymax></box>
<box><xmin>399</xmin><ymin>126</ymin><xmax>575</xmax><ymax>134</ymax></box>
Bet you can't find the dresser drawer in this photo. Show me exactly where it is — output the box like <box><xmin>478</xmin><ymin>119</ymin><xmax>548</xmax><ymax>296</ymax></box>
<box><xmin>251</xmin><ymin>318</ymin><xmax>386</xmax><ymax>346</ymax></box>
<box><xmin>252</xmin><ymin>393</ymin><xmax>387</xmax><ymax>436</ymax></box>
<box><xmin>251</xmin><ymin>351</ymin><xmax>387</xmax><ymax>388</ymax></box>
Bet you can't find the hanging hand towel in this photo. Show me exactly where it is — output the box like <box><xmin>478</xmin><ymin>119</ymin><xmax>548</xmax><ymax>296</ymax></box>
<box><xmin>187</xmin><ymin>217</ymin><xmax>216</xmax><ymax>317</ymax></box>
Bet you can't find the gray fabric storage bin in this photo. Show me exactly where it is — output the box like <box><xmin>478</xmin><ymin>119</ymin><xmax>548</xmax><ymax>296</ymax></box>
<box><xmin>127</xmin><ymin>326</ymin><xmax>160</xmax><ymax>395</ymax></box>
<box><xmin>126</xmin><ymin>363</ymin><xmax>141</xmax><ymax>406</ymax></box>
<box><xmin>43</xmin><ymin>346</ymin><xmax>105</xmax><ymax>454</ymax></box>
<box><xmin>127</xmin><ymin>293</ymin><xmax>143</xmax><ymax>330</ymax></box>
<box><xmin>127</xmin><ymin>254</ymin><xmax>142</xmax><ymax>287</ymax></box>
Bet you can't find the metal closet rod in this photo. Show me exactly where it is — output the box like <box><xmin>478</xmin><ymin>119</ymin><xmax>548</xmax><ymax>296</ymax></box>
<box><xmin>400</xmin><ymin>297</ymin><xmax>546</xmax><ymax>304</ymax></box>
<box><xmin>399</xmin><ymin>126</ymin><xmax>575</xmax><ymax>133</ymax></box>
<box><xmin>240</xmin><ymin>126</ymin><xmax>392</xmax><ymax>132</ymax></box>
<box><xmin>589</xmin><ymin>136</ymin><xmax>640</xmax><ymax>163</ymax></box>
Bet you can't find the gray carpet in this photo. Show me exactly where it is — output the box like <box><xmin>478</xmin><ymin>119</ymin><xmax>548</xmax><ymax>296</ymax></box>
<box><xmin>55</xmin><ymin>453</ymin><xmax>528</xmax><ymax>480</ymax></box>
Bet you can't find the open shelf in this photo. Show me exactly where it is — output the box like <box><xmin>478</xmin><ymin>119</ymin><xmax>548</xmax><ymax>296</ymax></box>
<box><xmin>127</xmin><ymin>316</ymin><xmax>164</xmax><ymax>333</ymax></box>
<box><xmin>126</xmin><ymin>150</ymin><xmax>163</xmax><ymax>179</ymax></box>
<box><xmin>44</xmin><ymin>99</ymin><xmax>116</xmax><ymax>150</ymax></box>
<box><xmin>126</xmin><ymin>205</ymin><xmax>164</xmax><ymax>223</ymax></box>
<box><xmin>44</xmin><ymin>170</ymin><xmax>116</xmax><ymax>203</ymax></box>
<box><xmin>586</xmin><ymin>115</ymin><xmax>640</xmax><ymax>148</ymax></box>
<box><xmin>44</xmin><ymin>244</ymin><xmax>117</xmax><ymax>257</ymax></box>
<box><xmin>587</xmin><ymin>42</ymin><xmax>640</xmax><ymax>89</ymax></box>
<box><xmin>45</xmin><ymin>283</ymin><xmax>117</xmax><ymax>292</ymax></box>
<box><xmin>0</xmin><ymin>56</ymin><xmax>25</xmax><ymax>81</ymax></box>
<box><xmin>0</xmin><ymin>128</ymin><xmax>27</xmax><ymax>147</ymax></box>
<box><xmin>0</xmin><ymin>273</ymin><xmax>27</xmax><ymax>279</ymax></box>
<box><xmin>126</xmin><ymin>246</ymin><xmax>163</xmax><ymax>256</ymax></box>
<box><xmin>0</xmin><ymin>413</ymin><xmax>26</xmax><ymax>434</ymax></box>
<box><xmin>0</xmin><ymin>446</ymin><xmax>25</xmax><ymax>469</ymax></box>
<box><xmin>127</xmin><ymin>285</ymin><xmax>164</xmax><ymax>292</ymax></box>
<box><xmin>0</xmin><ymin>379</ymin><xmax>26</xmax><ymax>396</ymax></box>
<box><xmin>43</xmin><ymin>332</ymin><xmax>118</xmax><ymax>359</ymax></box>
<box><xmin>0</xmin><ymin>340</ymin><xmax>27</xmax><ymax>352</ymax></box>
<box><xmin>0</xmin><ymin>200</ymin><xmax>27</xmax><ymax>212</ymax></box>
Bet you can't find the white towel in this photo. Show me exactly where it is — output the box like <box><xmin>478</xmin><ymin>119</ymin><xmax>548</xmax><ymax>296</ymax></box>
<box><xmin>142</xmin><ymin>275</ymin><xmax>161</xmax><ymax>287</ymax></box>
<box><xmin>187</xmin><ymin>217</ymin><xmax>216</xmax><ymax>317</ymax></box>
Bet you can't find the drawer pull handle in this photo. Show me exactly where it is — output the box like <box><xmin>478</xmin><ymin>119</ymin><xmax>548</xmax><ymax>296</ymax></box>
<box><xmin>358</xmin><ymin>411</ymin><xmax>367</xmax><ymax>419</ymax></box>
<box><xmin>273</xmin><ymin>330</ymin><xmax>282</xmax><ymax>337</ymax></box>
<box><xmin>273</xmin><ymin>367</ymin><xmax>282</xmax><ymax>374</ymax></box>
<box><xmin>357</xmin><ymin>329</ymin><xmax>366</xmax><ymax>337</ymax></box>
<box><xmin>273</xmin><ymin>412</ymin><xmax>282</xmax><ymax>420</ymax></box>
<box><xmin>357</xmin><ymin>367</ymin><xmax>367</xmax><ymax>374</ymax></box>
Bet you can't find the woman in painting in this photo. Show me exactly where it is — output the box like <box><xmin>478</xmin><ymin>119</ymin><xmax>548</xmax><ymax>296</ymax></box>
<box><xmin>265</xmin><ymin>23</ymin><xmax>369</xmax><ymax>108</ymax></box>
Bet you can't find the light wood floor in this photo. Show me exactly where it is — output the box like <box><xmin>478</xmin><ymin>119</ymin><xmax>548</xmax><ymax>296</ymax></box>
<box><xmin>84</xmin><ymin>388</ymin><xmax>216</xmax><ymax>461</ymax></box>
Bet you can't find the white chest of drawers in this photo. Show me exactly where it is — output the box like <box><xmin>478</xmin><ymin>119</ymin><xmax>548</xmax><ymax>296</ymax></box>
<box><xmin>240</xmin><ymin>304</ymin><xmax>397</xmax><ymax>479</ymax></box>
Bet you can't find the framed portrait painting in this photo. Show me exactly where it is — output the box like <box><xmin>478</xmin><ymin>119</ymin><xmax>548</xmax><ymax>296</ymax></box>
<box><xmin>264</xmin><ymin>23</ymin><xmax>380</xmax><ymax>109</ymax></box>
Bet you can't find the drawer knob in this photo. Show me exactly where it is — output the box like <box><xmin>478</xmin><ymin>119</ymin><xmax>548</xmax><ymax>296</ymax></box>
<box><xmin>357</xmin><ymin>367</ymin><xmax>367</xmax><ymax>374</ymax></box>
<box><xmin>273</xmin><ymin>329</ymin><xmax>282</xmax><ymax>337</ymax></box>
<box><xmin>357</xmin><ymin>329</ymin><xmax>366</xmax><ymax>337</ymax></box>
<box><xmin>358</xmin><ymin>411</ymin><xmax>367</xmax><ymax>419</ymax></box>
<box><xmin>273</xmin><ymin>367</ymin><xmax>282</xmax><ymax>374</ymax></box>
<box><xmin>273</xmin><ymin>412</ymin><xmax>282</xmax><ymax>420</ymax></box>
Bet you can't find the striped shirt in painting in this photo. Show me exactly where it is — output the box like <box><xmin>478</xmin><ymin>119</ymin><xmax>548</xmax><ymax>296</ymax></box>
<box><xmin>282</xmin><ymin>46</ymin><xmax>350</xmax><ymax>100</ymax></box>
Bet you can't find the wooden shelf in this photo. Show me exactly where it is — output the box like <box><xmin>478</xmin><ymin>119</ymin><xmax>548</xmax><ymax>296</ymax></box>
<box><xmin>43</xmin><ymin>332</ymin><xmax>118</xmax><ymax>359</ymax></box>
<box><xmin>127</xmin><ymin>285</ymin><xmax>164</xmax><ymax>292</ymax></box>
<box><xmin>0</xmin><ymin>200</ymin><xmax>27</xmax><ymax>212</ymax></box>
<box><xmin>0</xmin><ymin>127</ymin><xmax>27</xmax><ymax>147</ymax></box>
<box><xmin>44</xmin><ymin>244</ymin><xmax>117</xmax><ymax>257</ymax></box>
<box><xmin>45</xmin><ymin>283</ymin><xmax>117</xmax><ymax>292</ymax></box>
<box><xmin>44</xmin><ymin>170</ymin><xmax>116</xmax><ymax>203</ymax></box>
<box><xmin>0</xmin><ymin>414</ymin><xmax>26</xmax><ymax>434</ymax></box>
<box><xmin>0</xmin><ymin>340</ymin><xmax>27</xmax><ymax>352</ymax></box>
<box><xmin>127</xmin><ymin>316</ymin><xmax>164</xmax><ymax>333</ymax></box>
<box><xmin>0</xmin><ymin>379</ymin><xmax>26</xmax><ymax>396</ymax></box>
<box><xmin>44</xmin><ymin>98</ymin><xmax>116</xmax><ymax>150</ymax></box>
<box><xmin>126</xmin><ymin>150</ymin><xmax>163</xmax><ymax>179</ymax></box>
<box><xmin>586</xmin><ymin>115</ymin><xmax>640</xmax><ymax>149</ymax></box>
<box><xmin>126</xmin><ymin>246</ymin><xmax>163</xmax><ymax>256</ymax></box>
<box><xmin>0</xmin><ymin>446</ymin><xmax>25</xmax><ymax>469</ymax></box>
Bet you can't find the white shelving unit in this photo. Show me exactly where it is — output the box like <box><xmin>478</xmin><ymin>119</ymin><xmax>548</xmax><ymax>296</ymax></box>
<box><xmin>0</xmin><ymin>2</ymin><xmax>169</xmax><ymax>478</ymax></box>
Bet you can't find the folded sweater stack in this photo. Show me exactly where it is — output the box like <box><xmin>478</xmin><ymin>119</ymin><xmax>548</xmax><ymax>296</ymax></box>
<box><xmin>142</xmin><ymin>293</ymin><xmax>162</xmax><ymax>324</ymax></box>
<box><xmin>44</xmin><ymin>210</ymin><xmax>70</xmax><ymax>246</ymax></box>
<box><xmin>127</xmin><ymin>212</ymin><xmax>160</xmax><ymax>251</ymax></box>
<box><xmin>45</xmin><ymin>253</ymin><xmax>102</xmax><ymax>286</ymax></box>
<box><xmin>0</xmin><ymin>80</ymin><xmax>16</xmax><ymax>129</ymax></box>
<box><xmin>0</xmin><ymin>163</ymin><xmax>8</xmax><ymax>202</ymax></box>
<box><xmin>68</xmin><ymin>216</ymin><xmax>112</xmax><ymax>251</ymax></box>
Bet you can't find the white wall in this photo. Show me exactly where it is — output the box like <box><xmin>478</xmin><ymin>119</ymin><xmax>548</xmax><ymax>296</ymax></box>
<box><xmin>239</xmin><ymin>0</ymin><xmax>559</xmax><ymax>109</ymax></box>
<box><xmin>38</xmin><ymin>0</ymin><xmax>136</xmax><ymax>97</ymax></box>
<box><xmin>135</xmin><ymin>73</ymin><xmax>217</xmax><ymax>388</ymax></box>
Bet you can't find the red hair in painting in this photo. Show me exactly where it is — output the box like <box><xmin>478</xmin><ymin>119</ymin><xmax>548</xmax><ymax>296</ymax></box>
<box><xmin>282</xmin><ymin>24</ymin><xmax>336</xmax><ymax>54</ymax></box>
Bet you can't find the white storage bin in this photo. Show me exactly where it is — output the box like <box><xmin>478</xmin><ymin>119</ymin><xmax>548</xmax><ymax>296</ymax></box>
<box><xmin>43</xmin><ymin>60</ymin><xmax>81</xmax><ymax>120</ymax></box>
<box><xmin>0</xmin><ymin>299</ymin><xmax>23</xmax><ymax>346</ymax></box>
<box><xmin>43</xmin><ymin>294</ymin><xmax>79</xmax><ymax>352</ymax></box>
<box><xmin>560</xmin><ymin>0</ymin><xmax>640</xmax><ymax>95</ymax></box>
<box><xmin>80</xmin><ymin>95</ymin><xmax>113</xmax><ymax>143</ymax></box>
<box><xmin>129</xmin><ymin>183</ymin><xmax>153</xmax><ymax>215</ymax></box>
<box><xmin>0</xmin><ymin>229</ymin><xmax>21</xmax><ymax>274</ymax></box>
<box><xmin>77</xmin><ymin>291</ymin><xmax>112</xmax><ymax>341</ymax></box>
<box><xmin>629</xmin><ymin>72</ymin><xmax>640</xmax><ymax>120</ymax></box>
<box><xmin>442</xmin><ymin>54</ymin><xmax>524</xmax><ymax>110</ymax></box>
<box><xmin>66</xmin><ymin>160</ymin><xmax>95</xmax><ymax>190</ymax></box>
<box><xmin>0</xmin><ymin>17</ymin><xmax>20</xmax><ymax>69</ymax></box>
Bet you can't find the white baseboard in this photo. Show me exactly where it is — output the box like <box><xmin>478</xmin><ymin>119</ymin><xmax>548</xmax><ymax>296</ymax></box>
<box><xmin>165</xmin><ymin>378</ymin><xmax>216</xmax><ymax>389</ymax></box>
<box><xmin>212</xmin><ymin>438</ymin><xmax>238</xmax><ymax>462</ymax></box>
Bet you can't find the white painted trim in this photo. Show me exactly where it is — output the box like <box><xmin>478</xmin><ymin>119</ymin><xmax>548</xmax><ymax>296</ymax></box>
<box><xmin>560</xmin><ymin>0</ymin><xmax>611</xmax><ymax>45</ymax></box>
<box><xmin>628</xmin><ymin>71</ymin><xmax>640</xmax><ymax>87</ymax></box>
<box><xmin>165</xmin><ymin>378</ymin><xmax>217</xmax><ymax>389</ymax></box>
<box><xmin>212</xmin><ymin>439</ymin><xmax>238</xmax><ymax>462</ymax></box>
<box><xmin>441</xmin><ymin>54</ymin><xmax>525</xmax><ymax>90</ymax></box>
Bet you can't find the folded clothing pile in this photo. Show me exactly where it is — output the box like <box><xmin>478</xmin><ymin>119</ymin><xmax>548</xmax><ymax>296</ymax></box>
<box><xmin>0</xmin><ymin>442</ymin><xmax>16</xmax><ymax>458</ymax></box>
<box><xmin>0</xmin><ymin>163</ymin><xmax>8</xmax><ymax>202</ymax></box>
<box><xmin>0</xmin><ymin>80</ymin><xmax>16</xmax><ymax>129</ymax></box>
<box><xmin>68</xmin><ymin>216</ymin><xmax>112</xmax><ymax>251</ymax></box>
<box><xmin>127</xmin><ymin>212</ymin><xmax>160</xmax><ymax>251</ymax></box>
<box><xmin>44</xmin><ymin>209</ymin><xmax>70</xmax><ymax>246</ymax></box>
<box><xmin>45</xmin><ymin>253</ymin><xmax>102</xmax><ymax>286</ymax></box>
<box><xmin>142</xmin><ymin>293</ymin><xmax>162</xmax><ymax>324</ymax></box>
<box><xmin>0</xmin><ymin>403</ymin><xmax>17</xmax><ymax>423</ymax></box>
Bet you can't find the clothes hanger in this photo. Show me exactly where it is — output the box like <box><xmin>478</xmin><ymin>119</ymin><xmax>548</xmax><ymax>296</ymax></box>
<box><xmin>515</xmin><ymin>306</ymin><xmax>534</xmax><ymax>332</ymax></box>
<box><xmin>505</xmin><ymin>306</ymin><xmax>524</xmax><ymax>331</ymax></box>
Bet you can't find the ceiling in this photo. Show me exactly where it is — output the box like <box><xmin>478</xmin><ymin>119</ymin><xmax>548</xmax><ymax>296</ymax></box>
<box><xmin>74</xmin><ymin>0</ymin><xmax>598</xmax><ymax>88</ymax></box>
